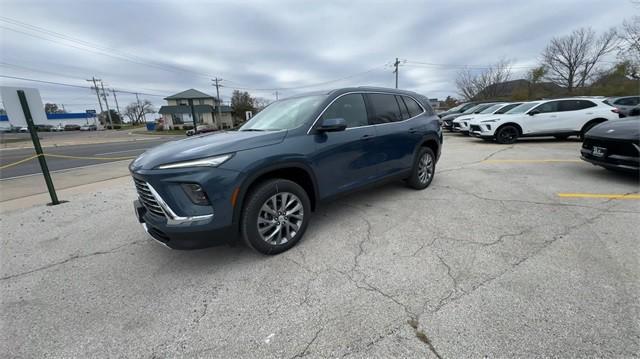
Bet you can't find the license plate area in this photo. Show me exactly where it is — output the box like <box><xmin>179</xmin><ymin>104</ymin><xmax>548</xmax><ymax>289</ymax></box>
<box><xmin>592</xmin><ymin>146</ymin><xmax>606</xmax><ymax>157</ymax></box>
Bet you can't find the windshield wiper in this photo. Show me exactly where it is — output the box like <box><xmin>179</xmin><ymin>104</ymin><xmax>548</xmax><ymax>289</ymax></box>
<box><xmin>240</xmin><ymin>128</ymin><xmax>266</xmax><ymax>131</ymax></box>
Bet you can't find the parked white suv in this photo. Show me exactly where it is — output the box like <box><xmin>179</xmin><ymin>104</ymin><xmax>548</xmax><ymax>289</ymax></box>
<box><xmin>469</xmin><ymin>98</ymin><xmax>620</xmax><ymax>144</ymax></box>
<box><xmin>452</xmin><ymin>102</ymin><xmax>522</xmax><ymax>134</ymax></box>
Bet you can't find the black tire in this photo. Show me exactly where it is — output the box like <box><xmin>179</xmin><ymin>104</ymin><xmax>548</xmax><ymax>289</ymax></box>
<box><xmin>495</xmin><ymin>125</ymin><xmax>519</xmax><ymax>144</ymax></box>
<box><xmin>241</xmin><ymin>179</ymin><xmax>311</xmax><ymax>255</ymax></box>
<box><xmin>406</xmin><ymin>147</ymin><xmax>436</xmax><ymax>190</ymax></box>
<box><xmin>554</xmin><ymin>135</ymin><xmax>569</xmax><ymax>140</ymax></box>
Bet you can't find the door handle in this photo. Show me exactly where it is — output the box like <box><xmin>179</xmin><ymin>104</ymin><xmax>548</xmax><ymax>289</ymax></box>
<box><xmin>361</xmin><ymin>134</ymin><xmax>373</xmax><ymax>140</ymax></box>
<box><xmin>408</xmin><ymin>128</ymin><xmax>417</xmax><ymax>134</ymax></box>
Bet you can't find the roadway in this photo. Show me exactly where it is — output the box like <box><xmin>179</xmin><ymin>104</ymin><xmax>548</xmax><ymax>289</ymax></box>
<box><xmin>0</xmin><ymin>137</ymin><xmax>179</xmax><ymax>179</ymax></box>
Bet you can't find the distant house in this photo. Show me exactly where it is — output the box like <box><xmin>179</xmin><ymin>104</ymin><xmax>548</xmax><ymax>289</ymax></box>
<box><xmin>158</xmin><ymin>89</ymin><xmax>234</xmax><ymax>130</ymax></box>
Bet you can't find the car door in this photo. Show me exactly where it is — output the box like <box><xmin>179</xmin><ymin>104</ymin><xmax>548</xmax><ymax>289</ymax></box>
<box><xmin>525</xmin><ymin>100</ymin><xmax>561</xmax><ymax>134</ymax></box>
<box><xmin>311</xmin><ymin>93</ymin><xmax>378</xmax><ymax>197</ymax></box>
<box><xmin>366</xmin><ymin>93</ymin><xmax>423</xmax><ymax>176</ymax></box>
<box><xmin>564</xmin><ymin>100</ymin><xmax>598</xmax><ymax>131</ymax></box>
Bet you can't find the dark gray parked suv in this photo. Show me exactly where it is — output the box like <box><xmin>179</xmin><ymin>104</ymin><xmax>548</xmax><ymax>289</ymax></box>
<box><xmin>130</xmin><ymin>87</ymin><xmax>442</xmax><ymax>254</ymax></box>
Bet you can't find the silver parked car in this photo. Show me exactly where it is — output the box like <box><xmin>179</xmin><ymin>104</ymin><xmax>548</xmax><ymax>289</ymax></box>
<box><xmin>605</xmin><ymin>96</ymin><xmax>640</xmax><ymax>116</ymax></box>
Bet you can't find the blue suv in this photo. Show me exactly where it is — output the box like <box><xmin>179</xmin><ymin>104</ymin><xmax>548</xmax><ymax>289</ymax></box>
<box><xmin>130</xmin><ymin>87</ymin><xmax>442</xmax><ymax>254</ymax></box>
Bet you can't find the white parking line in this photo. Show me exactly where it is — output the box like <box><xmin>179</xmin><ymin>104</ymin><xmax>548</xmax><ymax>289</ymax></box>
<box><xmin>94</xmin><ymin>148</ymin><xmax>148</xmax><ymax>156</ymax></box>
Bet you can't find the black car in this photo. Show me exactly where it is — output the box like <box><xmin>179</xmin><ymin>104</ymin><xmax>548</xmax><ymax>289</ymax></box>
<box><xmin>581</xmin><ymin>119</ymin><xmax>639</xmax><ymax>173</ymax></box>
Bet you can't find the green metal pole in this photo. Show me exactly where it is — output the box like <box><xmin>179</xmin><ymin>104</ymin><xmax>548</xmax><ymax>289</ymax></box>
<box><xmin>17</xmin><ymin>90</ymin><xmax>60</xmax><ymax>205</ymax></box>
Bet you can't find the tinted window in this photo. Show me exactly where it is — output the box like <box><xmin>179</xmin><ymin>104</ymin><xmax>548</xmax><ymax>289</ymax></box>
<box><xmin>534</xmin><ymin>101</ymin><xmax>560</xmax><ymax>113</ymax></box>
<box><xmin>395</xmin><ymin>96</ymin><xmax>411</xmax><ymax>120</ymax></box>
<box><xmin>320</xmin><ymin>94</ymin><xmax>368</xmax><ymax>128</ymax></box>
<box><xmin>495</xmin><ymin>103</ymin><xmax>521</xmax><ymax>114</ymax></box>
<box><xmin>403</xmin><ymin>96</ymin><xmax>424</xmax><ymax>117</ymax></box>
<box><xmin>241</xmin><ymin>95</ymin><xmax>326</xmax><ymax>130</ymax></box>
<box><xmin>616</xmin><ymin>97</ymin><xmax>640</xmax><ymax>106</ymax></box>
<box><xmin>558</xmin><ymin>100</ymin><xmax>596</xmax><ymax>111</ymax></box>
<box><xmin>368</xmin><ymin>94</ymin><xmax>402</xmax><ymax>124</ymax></box>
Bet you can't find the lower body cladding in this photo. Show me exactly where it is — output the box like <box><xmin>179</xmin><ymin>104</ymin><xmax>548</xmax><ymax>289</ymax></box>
<box><xmin>131</xmin><ymin>168</ymin><xmax>242</xmax><ymax>249</ymax></box>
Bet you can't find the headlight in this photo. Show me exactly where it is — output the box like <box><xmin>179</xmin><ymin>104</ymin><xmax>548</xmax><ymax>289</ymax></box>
<box><xmin>481</xmin><ymin>118</ymin><xmax>501</xmax><ymax>123</ymax></box>
<box><xmin>157</xmin><ymin>153</ymin><xmax>233</xmax><ymax>169</ymax></box>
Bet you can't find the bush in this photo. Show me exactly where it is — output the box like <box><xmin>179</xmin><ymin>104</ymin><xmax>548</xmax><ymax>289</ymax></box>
<box><xmin>105</xmin><ymin>124</ymin><xmax>122</xmax><ymax>129</ymax></box>
<box><xmin>155</xmin><ymin>124</ymin><xmax>164</xmax><ymax>131</ymax></box>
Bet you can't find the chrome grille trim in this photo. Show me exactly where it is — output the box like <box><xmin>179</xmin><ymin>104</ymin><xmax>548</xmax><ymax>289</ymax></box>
<box><xmin>133</xmin><ymin>177</ymin><xmax>213</xmax><ymax>225</ymax></box>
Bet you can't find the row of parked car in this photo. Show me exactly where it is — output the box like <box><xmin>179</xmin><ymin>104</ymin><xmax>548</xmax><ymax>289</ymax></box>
<box><xmin>0</xmin><ymin>123</ymin><xmax>98</xmax><ymax>133</ymax></box>
<box><xmin>438</xmin><ymin>95</ymin><xmax>639</xmax><ymax>173</ymax></box>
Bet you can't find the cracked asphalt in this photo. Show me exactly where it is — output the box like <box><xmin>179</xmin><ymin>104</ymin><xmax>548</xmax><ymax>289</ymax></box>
<box><xmin>1</xmin><ymin>134</ymin><xmax>639</xmax><ymax>358</ymax></box>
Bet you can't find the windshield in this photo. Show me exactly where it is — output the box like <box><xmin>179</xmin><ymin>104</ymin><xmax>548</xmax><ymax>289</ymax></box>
<box><xmin>479</xmin><ymin>104</ymin><xmax>502</xmax><ymax>114</ymax></box>
<box><xmin>505</xmin><ymin>102</ymin><xmax>540</xmax><ymax>114</ymax></box>
<box><xmin>462</xmin><ymin>105</ymin><xmax>482</xmax><ymax>114</ymax></box>
<box><xmin>447</xmin><ymin>103</ymin><xmax>466</xmax><ymax>112</ymax></box>
<box><xmin>240</xmin><ymin>95</ymin><xmax>326</xmax><ymax>131</ymax></box>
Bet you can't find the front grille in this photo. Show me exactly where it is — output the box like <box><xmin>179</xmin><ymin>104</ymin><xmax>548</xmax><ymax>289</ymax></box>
<box><xmin>452</xmin><ymin>123</ymin><xmax>461</xmax><ymax>128</ymax></box>
<box><xmin>133</xmin><ymin>177</ymin><xmax>166</xmax><ymax>218</ymax></box>
<box><xmin>470</xmin><ymin>125</ymin><xmax>481</xmax><ymax>132</ymax></box>
<box><xmin>583</xmin><ymin>138</ymin><xmax>639</xmax><ymax>157</ymax></box>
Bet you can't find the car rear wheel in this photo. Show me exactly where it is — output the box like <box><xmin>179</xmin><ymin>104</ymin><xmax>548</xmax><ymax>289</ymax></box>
<box><xmin>495</xmin><ymin>125</ymin><xmax>519</xmax><ymax>144</ymax></box>
<box><xmin>407</xmin><ymin>147</ymin><xmax>435</xmax><ymax>190</ymax></box>
<box><xmin>241</xmin><ymin>179</ymin><xmax>311</xmax><ymax>254</ymax></box>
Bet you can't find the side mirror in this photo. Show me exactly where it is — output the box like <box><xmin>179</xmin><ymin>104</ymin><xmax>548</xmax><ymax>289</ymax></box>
<box><xmin>528</xmin><ymin>110</ymin><xmax>539</xmax><ymax>116</ymax></box>
<box><xmin>317</xmin><ymin>118</ymin><xmax>347</xmax><ymax>132</ymax></box>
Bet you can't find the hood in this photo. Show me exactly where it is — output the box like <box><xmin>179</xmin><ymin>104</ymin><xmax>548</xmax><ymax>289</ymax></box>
<box><xmin>587</xmin><ymin>119</ymin><xmax>640</xmax><ymax>140</ymax></box>
<box><xmin>442</xmin><ymin>113</ymin><xmax>464</xmax><ymax>121</ymax></box>
<box><xmin>131</xmin><ymin>130</ymin><xmax>287</xmax><ymax>170</ymax></box>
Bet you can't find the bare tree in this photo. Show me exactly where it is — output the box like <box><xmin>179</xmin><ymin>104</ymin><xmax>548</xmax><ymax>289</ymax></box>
<box><xmin>542</xmin><ymin>27</ymin><xmax>617</xmax><ymax>92</ymax></box>
<box><xmin>617</xmin><ymin>16</ymin><xmax>640</xmax><ymax>79</ymax></box>
<box><xmin>124</xmin><ymin>100</ymin><xmax>155</xmax><ymax>124</ymax></box>
<box><xmin>455</xmin><ymin>59</ymin><xmax>512</xmax><ymax>101</ymax></box>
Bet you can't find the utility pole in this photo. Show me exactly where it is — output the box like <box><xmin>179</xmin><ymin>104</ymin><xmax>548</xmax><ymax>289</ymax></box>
<box><xmin>274</xmin><ymin>91</ymin><xmax>279</xmax><ymax>100</ymax></box>
<box><xmin>87</xmin><ymin>77</ymin><xmax>104</xmax><ymax>114</ymax></box>
<box><xmin>61</xmin><ymin>104</ymin><xmax>66</xmax><ymax>112</ymax></box>
<box><xmin>111</xmin><ymin>89</ymin><xmax>121</xmax><ymax>115</ymax></box>
<box><xmin>99</xmin><ymin>81</ymin><xmax>114</xmax><ymax>129</ymax></box>
<box><xmin>393</xmin><ymin>57</ymin><xmax>400</xmax><ymax>89</ymax></box>
<box><xmin>212</xmin><ymin>78</ymin><xmax>223</xmax><ymax>128</ymax></box>
<box><xmin>135</xmin><ymin>93</ymin><xmax>143</xmax><ymax>124</ymax></box>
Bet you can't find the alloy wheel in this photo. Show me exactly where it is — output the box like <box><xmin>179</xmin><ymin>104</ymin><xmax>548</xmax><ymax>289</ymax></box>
<box><xmin>417</xmin><ymin>152</ymin><xmax>434</xmax><ymax>184</ymax></box>
<box><xmin>257</xmin><ymin>192</ymin><xmax>304</xmax><ymax>245</ymax></box>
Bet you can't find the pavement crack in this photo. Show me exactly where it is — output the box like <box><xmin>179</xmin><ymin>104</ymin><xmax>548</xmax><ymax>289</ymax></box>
<box><xmin>0</xmin><ymin>239</ymin><xmax>146</xmax><ymax>281</ymax></box>
<box><xmin>407</xmin><ymin>319</ymin><xmax>444</xmax><ymax>359</ymax></box>
<box><xmin>290</xmin><ymin>327</ymin><xmax>323</xmax><ymax>358</ymax></box>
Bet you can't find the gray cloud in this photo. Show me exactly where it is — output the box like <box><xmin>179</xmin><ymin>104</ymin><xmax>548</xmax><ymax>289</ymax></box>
<box><xmin>0</xmin><ymin>0</ymin><xmax>634</xmax><ymax>112</ymax></box>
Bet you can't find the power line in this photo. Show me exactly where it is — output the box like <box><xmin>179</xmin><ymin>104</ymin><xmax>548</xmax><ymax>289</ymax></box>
<box><xmin>0</xmin><ymin>74</ymin><xmax>167</xmax><ymax>97</ymax></box>
<box><xmin>403</xmin><ymin>60</ymin><xmax>537</xmax><ymax>70</ymax></box>
<box><xmin>0</xmin><ymin>17</ymin><xmax>216</xmax><ymax>79</ymax></box>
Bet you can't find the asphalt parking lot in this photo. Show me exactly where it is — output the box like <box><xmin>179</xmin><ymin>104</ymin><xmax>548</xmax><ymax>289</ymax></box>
<box><xmin>1</xmin><ymin>133</ymin><xmax>639</xmax><ymax>358</ymax></box>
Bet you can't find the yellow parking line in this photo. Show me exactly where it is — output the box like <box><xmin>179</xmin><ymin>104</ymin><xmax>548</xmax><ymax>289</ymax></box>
<box><xmin>557</xmin><ymin>193</ymin><xmax>640</xmax><ymax>200</ymax></box>
<box><xmin>483</xmin><ymin>159</ymin><xmax>582</xmax><ymax>163</ymax></box>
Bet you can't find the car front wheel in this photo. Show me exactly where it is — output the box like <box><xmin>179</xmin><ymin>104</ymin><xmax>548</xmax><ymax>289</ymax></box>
<box><xmin>407</xmin><ymin>147</ymin><xmax>436</xmax><ymax>190</ymax></box>
<box><xmin>495</xmin><ymin>125</ymin><xmax>519</xmax><ymax>144</ymax></box>
<box><xmin>241</xmin><ymin>179</ymin><xmax>311</xmax><ymax>254</ymax></box>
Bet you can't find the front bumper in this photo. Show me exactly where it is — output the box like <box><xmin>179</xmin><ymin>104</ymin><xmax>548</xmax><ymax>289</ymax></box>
<box><xmin>131</xmin><ymin>167</ymin><xmax>243</xmax><ymax>249</ymax></box>
<box><xmin>580</xmin><ymin>150</ymin><xmax>640</xmax><ymax>173</ymax></box>
<box><xmin>134</xmin><ymin>200</ymin><xmax>235</xmax><ymax>249</ymax></box>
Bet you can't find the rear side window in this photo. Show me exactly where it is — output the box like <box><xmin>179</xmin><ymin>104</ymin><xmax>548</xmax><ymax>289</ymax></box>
<box><xmin>395</xmin><ymin>96</ymin><xmax>411</xmax><ymax>120</ymax></box>
<box><xmin>558</xmin><ymin>100</ymin><xmax>596</xmax><ymax>111</ymax></box>
<box><xmin>495</xmin><ymin>103</ymin><xmax>520</xmax><ymax>114</ymax></box>
<box><xmin>403</xmin><ymin>96</ymin><xmax>424</xmax><ymax>117</ymax></box>
<box><xmin>616</xmin><ymin>97</ymin><xmax>640</xmax><ymax>106</ymax></box>
<box><xmin>368</xmin><ymin>93</ymin><xmax>402</xmax><ymax>124</ymax></box>
<box><xmin>321</xmin><ymin>94</ymin><xmax>368</xmax><ymax>128</ymax></box>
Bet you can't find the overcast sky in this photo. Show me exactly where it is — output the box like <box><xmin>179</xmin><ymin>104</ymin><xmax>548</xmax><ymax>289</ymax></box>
<box><xmin>0</xmin><ymin>0</ymin><xmax>636</xmax><ymax>113</ymax></box>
